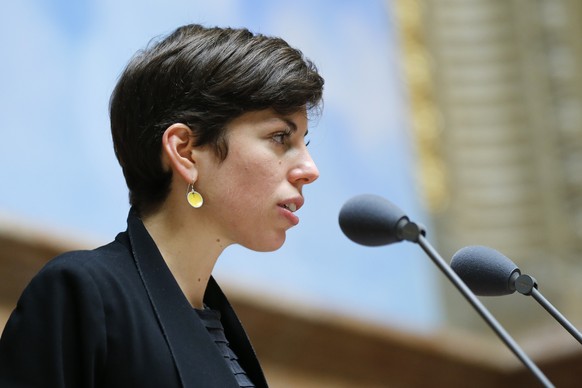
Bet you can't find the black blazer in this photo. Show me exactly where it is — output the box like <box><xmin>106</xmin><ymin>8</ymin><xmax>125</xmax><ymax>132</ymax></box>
<box><xmin>0</xmin><ymin>211</ymin><xmax>268</xmax><ymax>387</ymax></box>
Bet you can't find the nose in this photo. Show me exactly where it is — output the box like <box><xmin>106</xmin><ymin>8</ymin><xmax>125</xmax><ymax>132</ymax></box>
<box><xmin>289</xmin><ymin>149</ymin><xmax>320</xmax><ymax>185</ymax></box>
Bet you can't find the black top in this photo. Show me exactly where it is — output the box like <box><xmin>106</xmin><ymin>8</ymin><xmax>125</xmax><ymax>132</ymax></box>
<box><xmin>196</xmin><ymin>308</ymin><xmax>255</xmax><ymax>388</ymax></box>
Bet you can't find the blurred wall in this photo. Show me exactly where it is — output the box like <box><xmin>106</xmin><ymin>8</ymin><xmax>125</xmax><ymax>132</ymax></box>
<box><xmin>394</xmin><ymin>0</ymin><xmax>582</xmax><ymax>339</ymax></box>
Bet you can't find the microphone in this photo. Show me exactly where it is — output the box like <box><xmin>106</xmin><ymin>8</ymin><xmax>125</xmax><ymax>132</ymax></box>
<box><xmin>451</xmin><ymin>245</ymin><xmax>582</xmax><ymax>345</ymax></box>
<box><xmin>450</xmin><ymin>245</ymin><xmax>521</xmax><ymax>296</ymax></box>
<box><xmin>339</xmin><ymin>194</ymin><xmax>425</xmax><ymax>246</ymax></box>
<box><xmin>339</xmin><ymin>194</ymin><xmax>553</xmax><ymax>387</ymax></box>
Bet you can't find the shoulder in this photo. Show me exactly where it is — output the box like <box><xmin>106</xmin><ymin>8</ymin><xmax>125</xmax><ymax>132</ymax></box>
<box><xmin>25</xmin><ymin>235</ymin><xmax>137</xmax><ymax>302</ymax></box>
<box><xmin>0</xmin><ymin>237</ymin><xmax>138</xmax><ymax>386</ymax></box>
<box><xmin>41</xmin><ymin>234</ymin><xmax>132</xmax><ymax>278</ymax></box>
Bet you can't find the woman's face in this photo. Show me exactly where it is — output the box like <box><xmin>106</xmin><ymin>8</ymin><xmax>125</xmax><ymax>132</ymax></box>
<box><xmin>195</xmin><ymin>108</ymin><xmax>319</xmax><ymax>251</ymax></box>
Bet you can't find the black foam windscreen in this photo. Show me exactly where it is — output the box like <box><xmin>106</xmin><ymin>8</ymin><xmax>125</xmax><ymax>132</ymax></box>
<box><xmin>451</xmin><ymin>245</ymin><xmax>520</xmax><ymax>296</ymax></box>
<box><xmin>338</xmin><ymin>194</ymin><xmax>408</xmax><ymax>247</ymax></box>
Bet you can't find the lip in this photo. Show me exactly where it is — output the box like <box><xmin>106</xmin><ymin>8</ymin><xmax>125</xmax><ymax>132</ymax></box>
<box><xmin>279</xmin><ymin>196</ymin><xmax>304</xmax><ymax>211</ymax></box>
<box><xmin>278</xmin><ymin>196</ymin><xmax>304</xmax><ymax>226</ymax></box>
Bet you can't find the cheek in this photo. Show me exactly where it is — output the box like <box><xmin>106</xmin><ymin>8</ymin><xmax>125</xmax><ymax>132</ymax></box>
<box><xmin>212</xmin><ymin>158</ymin><xmax>277</xmax><ymax>209</ymax></box>
<box><xmin>234</xmin><ymin>169</ymin><xmax>279</xmax><ymax>208</ymax></box>
<box><xmin>230</xmin><ymin>151</ymin><xmax>280</xmax><ymax>189</ymax></box>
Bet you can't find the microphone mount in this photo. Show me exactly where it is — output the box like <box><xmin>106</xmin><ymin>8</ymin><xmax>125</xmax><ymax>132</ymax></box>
<box><xmin>515</xmin><ymin>274</ymin><xmax>537</xmax><ymax>296</ymax></box>
<box><xmin>514</xmin><ymin>274</ymin><xmax>582</xmax><ymax>345</ymax></box>
<box><xmin>395</xmin><ymin>218</ymin><xmax>426</xmax><ymax>243</ymax></box>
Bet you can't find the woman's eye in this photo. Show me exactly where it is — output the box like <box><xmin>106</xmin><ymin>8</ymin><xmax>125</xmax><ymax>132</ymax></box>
<box><xmin>271</xmin><ymin>128</ymin><xmax>310</xmax><ymax>147</ymax></box>
<box><xmin>272</xmin><ymin>131</ymin><xmax>291</xmax><ymax>145</ymax></box>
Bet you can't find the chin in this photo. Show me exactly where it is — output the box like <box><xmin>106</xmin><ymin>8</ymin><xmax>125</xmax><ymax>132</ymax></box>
<box><xmin>244</xmin><ymin>234</ymin><xmax>286</xmax><ymax>252</ymax></box>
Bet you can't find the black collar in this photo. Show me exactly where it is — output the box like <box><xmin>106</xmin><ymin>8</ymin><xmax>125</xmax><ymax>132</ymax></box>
<box><xmin>125</xmin><ymin>209</ymin><xmax>267</xmax><ymax>387</ymax></box>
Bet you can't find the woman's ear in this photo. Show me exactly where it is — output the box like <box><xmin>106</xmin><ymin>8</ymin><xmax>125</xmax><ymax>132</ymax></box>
<box><xmin>161</xmin><ymin>123</ymin><xmax>198</xmax><ymax>183</ymax></box>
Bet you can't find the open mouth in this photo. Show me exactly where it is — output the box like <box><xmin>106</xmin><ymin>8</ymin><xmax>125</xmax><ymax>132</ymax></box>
<box><xmin>282</xmin><ymin>203</ymin><xmax>297</xmax><ymax>212</ymax></box>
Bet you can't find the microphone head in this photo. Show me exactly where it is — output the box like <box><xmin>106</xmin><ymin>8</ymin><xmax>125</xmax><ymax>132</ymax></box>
<box><xmin>338</xmin><ymin>194</ymin><xmax>408</xmax><ymax>246</ymax></box>
<box><xmin>451</xmin><ymin>246</ymin><xmax>520</xmax><ymax>296</ymax></box>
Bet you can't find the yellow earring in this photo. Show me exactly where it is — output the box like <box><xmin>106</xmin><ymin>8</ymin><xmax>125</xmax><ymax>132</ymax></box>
<box><xmin>186</xmin><ymin>183</ymin><xmax>204</xmax><ymax>208</ymax></box>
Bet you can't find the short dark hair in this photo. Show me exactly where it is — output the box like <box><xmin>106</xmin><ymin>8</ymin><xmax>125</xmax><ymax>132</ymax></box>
<box><xmin>109</xmin><ymin>24</ymin><xmax>324</xmax><ymax>216</ymax></box>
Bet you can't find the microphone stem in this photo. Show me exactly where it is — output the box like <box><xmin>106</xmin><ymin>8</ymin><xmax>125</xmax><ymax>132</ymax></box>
<box><xmin>416</xmin><ymin>235</ymin><xmax>554</xmax><ymax>388</ymax></box>
<box><xmin>530</xmin><ymin>287</ymin><xmax>582</xmax><ymax>345</ymax></box>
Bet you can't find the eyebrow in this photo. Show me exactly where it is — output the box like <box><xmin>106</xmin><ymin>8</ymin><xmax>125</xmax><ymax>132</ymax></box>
<box><xmin>281</xmin><ymin>118</ymin><xmax>298</xmax><ymax>132</ymax></box>
<box><xmin>281</xmin><ymin>117</ymin><xmax>309</xmax><ymax>137</ymax></box>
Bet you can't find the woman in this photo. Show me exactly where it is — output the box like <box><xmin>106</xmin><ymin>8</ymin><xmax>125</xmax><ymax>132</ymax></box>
<box><xmin>0</xmin><ymin>24</ymin><xmax>324</xmax><ymax>387</ymax></box>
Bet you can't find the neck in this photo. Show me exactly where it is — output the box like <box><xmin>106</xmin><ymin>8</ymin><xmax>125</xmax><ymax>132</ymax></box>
<box><xmin>141</xmin><ymin>202</ymin><xmax>228</xmax><ymax>309</ymax></box>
